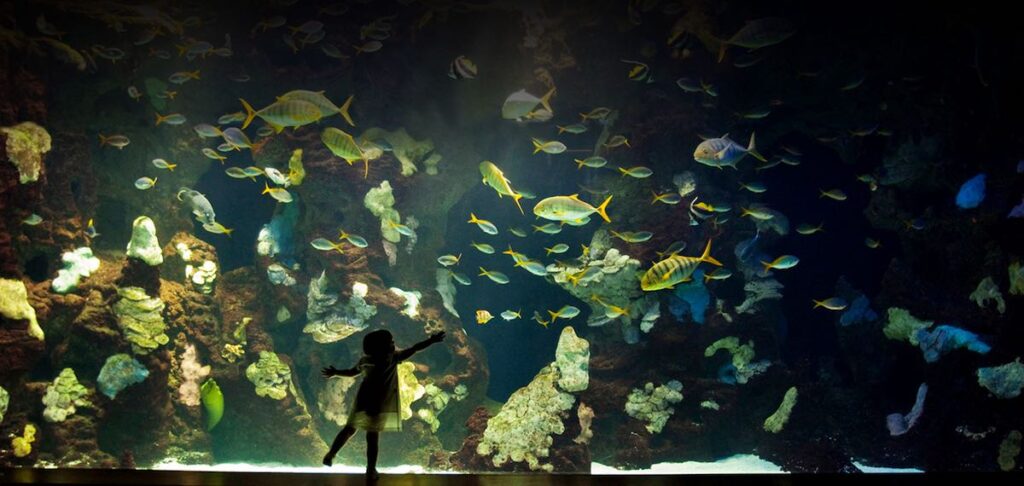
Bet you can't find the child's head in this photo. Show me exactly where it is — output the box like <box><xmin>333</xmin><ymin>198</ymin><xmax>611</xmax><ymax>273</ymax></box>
<box><xmin>363</xmin><ymin>329</ymin><xmax>395</xmax><ymax>357</ymax></box>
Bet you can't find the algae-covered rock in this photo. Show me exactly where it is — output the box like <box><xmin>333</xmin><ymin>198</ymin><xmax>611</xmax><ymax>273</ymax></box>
<box><xmin>246</xmin><ymin>351</ymin><xmax>292</xmax><ymax>400</ymax></box>
<box><xmin>0</xmin><ymin>277</ymin><xmax>42</xmax><ymax>340</ymax></box>
<box><xmin>126</xmin><ymin>216</ymin><xmax>163</xmax><ymax>266</ymax></box>
<box><xmin>52</xmin><ymin>247</ymin><xmax>101</xmax><ymax>294</ymax></box>
<box><xmin>364</xmin><ymin>180</ymin><xmax>401</xmax><ymax>243</ymax></box>
<box><xmin>977</xmin><ymin>358</ymin><xmax>1024</xmax><ymax>399</ymax></box>
<box><xmin>303</xmin><ymin>273</ymin><xmax>377</xmax><ymax>343</ymax></box>
<box><xmin>97</xmin><ymin>354</ymin><xmax>149</xmax><ymax>399</ymax></box>
<box><xmin>112</xmin><ymin>286</ymin><xmax>168</xmax><ymax>355</ymax></box>
<box><xmin>624</xmin><ymin>380</ymin><xmax>683</xmax><ymax>434</ymax></box>
<box><xmin>42</xmin><ymin>368</ymin><xmax>91</xmax><ymax>423</ymax></box>
<box><xmin>550</xmin><ymin>239</ymin><xmax>643</xmax><ymax>328</ymax></box>
<box><xmin>764</xmin><ymin>386</ymin><xmax>798</xmax><ymax>434</ymax></box>
<box><xmin>554</xmin><ymin>327</ymin><xmax>590</xmax><ymax>393</ymax></box>
<box><xmin>1</xmin><ymin>121</ymin><xmax>51</xmax><ymax>183</ymax></box>
<box><xmin>883</xmin><ymin>307</ymin><xmax>933</xmax><ymax>344</ymax></box>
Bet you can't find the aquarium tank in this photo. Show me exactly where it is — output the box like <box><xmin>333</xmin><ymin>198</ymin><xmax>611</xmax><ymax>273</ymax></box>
<box><xmin>1</xmin><ymin>0</ymin><xmax>1022</xmax><ymax>476</ymax></box>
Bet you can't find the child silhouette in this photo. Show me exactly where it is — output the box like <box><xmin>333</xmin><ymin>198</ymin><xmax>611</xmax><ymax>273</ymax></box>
<box><xmin>321</xmin><ymin>329</ymin><xmax>446</xmax><ymax>480</ymax></box>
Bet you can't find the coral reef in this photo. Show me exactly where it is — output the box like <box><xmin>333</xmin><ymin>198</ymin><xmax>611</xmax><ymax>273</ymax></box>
<box><xmin>176</xmin><ymin>343</ymin><xmax>211</xmax><ymax>406</ymax></box>
<box><xmin>624</xmin><ymin>381</ymin><xmax>683</xmax><ymax>434</ymax></box>
<box><xmin>551</xmin><ymin>233</ymin><xmax>642</xmax><ymax>329</ymax></box>
<box><xmin>913</xmin><ymin>325</ymin><xmax>990</xmax><ymax>363</ymax></box>
<box><xmin>435</xmin><ymin>269</ymin><xmax>459</xmax><ymax>318</ymax></box>
<box><xmin>112</xmin><ymin>287</ymin><xmax>168</xmax><ymax>355</ymax></box>
<box><xmin>763</xmin><ymin>386</ymin><xmax>798</xmax><ymax>434</ymax></box>
<box><xmin>51</xmin><ymin>247</ymin><xmax>100</xmax><ymax>294</ymax></box>
<box><xmin>126</xmin><ymin>216</ymin><xmax>163</xmax><ymax>266</ymax></box>
<box><xmin>1</xmin><ymin>121</ymin><xmax>50</xmax><ymax>183</ymax></box>
<box><xmin>42</xmin><ymin>368</ymin><xmax>91</xmax><ymax>423</ymax></box>
<box><xmin>0</xmin><ymin>277</ymin><xmax>41</xmax><ymax>340</ymax></box>
<box><xmin>554</xmin><ymin>326</ymin><xmax>590</xmax><ymax>393</ymax></box>
<box><xmin>390</xmin><ymin>287</ymin><xmax>421</xmax><ymax>319</ymax></box>
<box><xmin>303</xmin><ymin>273</ymin><xmax>377</xmax><ymax>343</ymax></box>
<box><xmin>360</xmin><ymin>127</ymin><xmax>440</xmax><ymax>176</ymax></box>
<box><xmin>364</xmin><ymin>180</ymin><xmax>402</xmax><ymax>243</ymax></box>
<box><xmin>735</xmin><ymin>278</ymin><xmax>783</xmax><ymax>315</ymax></box>
<box><xmin>882</xmin><ymin>307</ymin><xmax>933</xmax><ymax>344</ymax></box>
<box><xmin>977</xmin><ymin>359</ymin><xmax>1024</xmax><ymax>399</ymax></box>
<box><xmin>246</xmin><ymin>351</ymin><xmax>293</xmax><ymax>400</ymax></box>
<box><xmin>96</xmin><ymin>354</ymin><xmax>149</xmax><ymax>399</ymax></box>
<box><xmin>886</xmin><ymin>383</ymin><xmax>927</xmax><ymax>436</ymax></box>
<box><xmin>969</xmin><ymin>277</ymin><xmax>1005</xmax><ymax>314</ymax></box>
<box><xmin>999</xmin><ymin>430</ymin><xmax>1022</xmax><ymax>472</ymax></box>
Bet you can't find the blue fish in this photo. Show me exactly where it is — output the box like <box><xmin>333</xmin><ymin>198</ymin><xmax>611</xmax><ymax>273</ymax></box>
<box><xmin>693</xmin><ymin>133</ymin><xmax>766</xmax><ymax>169</ymax></box>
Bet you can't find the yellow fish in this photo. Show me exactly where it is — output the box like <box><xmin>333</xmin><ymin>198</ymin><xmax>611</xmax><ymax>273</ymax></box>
<box><xmin>239</xmin><ymin>98</ymin><xmax>322</xmax><ymax>132</ymax></box>
<box><xmin>819</xmin><ymin>189</ymin><xmax>848</xmax><ymax>201</ymax></box>
<box><xmin>475</xmin><ymin>310</ymin><xmax>494</xmax><ymax>324</ymax></box>
<box><xmin>640</xmin><ymin>240</ymin><xmax>722</xmax><ymax>291</ymax></box>
<box><xmin>321</xmin><ymin>127</ymin><xmax>371</xmax><ymax>177</ymax></box>
<box><xmin>740</xmin><ymin>206</ymin><xmax>774</xmax><ymax>220</ymax></box>
<box><xmin>479</xmin><ymin>161</ymin><xmax>524</xmax><ymax>214</ymax></box>
<box><xmin>533</xmin><ymin>194</ymin><xmax>612</xmax><ymax>223</ymax></box>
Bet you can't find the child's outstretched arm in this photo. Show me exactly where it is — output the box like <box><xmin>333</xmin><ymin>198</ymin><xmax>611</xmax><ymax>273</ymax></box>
<box><xmin>395</xmin><ymin>331</ymin><xmax>446</xmax><ymax>361</ymax></box>
<box><xmin>321</xmin><ymin>365</ymin><xmax>360</xmax><ymax>378</ymax></box>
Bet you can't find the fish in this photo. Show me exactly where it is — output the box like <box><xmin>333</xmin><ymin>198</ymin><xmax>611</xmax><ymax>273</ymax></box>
<box><xmin>22</xmin><ymin>214</ymin><xmax>43</xmax><ymax>226</ymax></box>
<box><xmin>611</xmin><ymin>230</ymin><xmax>653</xmax><ymax>243</ymax></box>
<box><xmin>227</xmin><ymin>73</ymin><xmax>251</xmax><ymax>83</ymax></box>
<box><xmin>168</xmin><ymin>70</ymin><xmax>201</xmax><ymax>84</ymax></box>
<box><xmin>693</xmin><ymin>133</ymin><xmax>766</xmax><ymax>169</ymax></box>
<box><xmin>310</xmin><ymin>237</ymin><xmax>345</xmax><ymax>253</ymax></box>
<box><xmin>264</xmin><ymin>168</ymin><xmax>288</xmax><ymax>186</ymax></box>
<box><xmin>590</xmin><ymin>295</ymin><xmax>630</xmax><ymax>318</ymax></box>
<box><xmin>735</xmin><ymin>108</ymin><xmax>772</xmax><ymax>119</ymax></box>
<box><xmin>716</xmin><ymin>17</ymin><xmax>796</xmax><ymax>62</ymax></box>
<box><xmin>135</xmin><ymin>177</ymin><xmax>158</xmax><ymax>190</ymax></box>
<box><xmin>471</xmin><ymin>242</ymin><xmax>495</xmax><ymax>254</ymax></box>
<box><xmin>151</xmin><ymin>158</ymin><xmax>176</xmax><ymax>171</ymax></box>
<box><xmin>857</xmin><ymin>174</ymin><xmax>879</xmax><ymax>192</ymax></box>
<box><xmin>500</xmin><ymin>310</ymin><xmax>522</xmax><ymax>321</ymax></box>
<box><xmin>640</xmin><ymin>240</ymin><xmax>722</xmax><ymax>291</ymax></box>
<box><xmin>85</xmin><ymin>218</ymin><xmax>100</xmax><ymax>238</ymax></box>
<box><xmin>240</xmin><ymin>98</ymin><xmax>322</xmax><ymax>133</ymax></box>
<box><xmin>650</xmin><ymin>191</ymin><xmax>682</xmax><ymax>205</ymax></box>
<box><xmin>532</xmin><ymin>311</ymin><xmax>551</xmax><ymax>328</ymax></box>
<box><xmin>221</xmin><ymin>127</ymin><xmax>252</xmax><ymax>150</ymax></box>
<box><xmin>149</xmin><ymin>48</ymin><xmax>171</xmax><ymax>60</ymax></box>
<box><xmin>321</xmin><ymin>43</ymin><xmax>348</xmax><ymax>59</ymax></box>
<box><xmin>819</xmin><ymin>189</ymin><xmax>848</xmax><ymax>201</ymax></box>
<box><xmin>478</xmin><ymin>267</ymin><xmax>510</xmax><ymax>284</ymax></box>
<box><xmin>761</xmin><ymin>255</ymin><xmax>800</xmax><ymax>273</ymax></box>
<box><xmin>812</xmin><ymin>297</ymin><xmax>848</xmax><ymax>311</ymax></box>
<box><xmin>676</xmin><ymin>77</ymin><xmax>704</xmax><ymax>93</ymax></box>
<box><xmin>532</xmin><ymin>138</ymin><xmax>567</xmax><ymax>155</ymax></box>
<box><xmin>510</xmin><ymin>227</ymin><xmax>528</xmax><ymax>237</ymax></box>
<box><xmin>618</xmin><ymin>166</ymin><xmax>653</xmax><ymax>178</ymax></box>
<box><xmin>655</xmin><ymin>240</ymin><xmax>687</xmax><ymax>259</ymax></box>
<box><xmin>515</xmin><ymin>259</ymin><xmax>549</xmax><ymax>276</ymax></box>
<box><xmin>740</xmin><ymin>206</ymin><xmax>775</xmax><ymax>221</ymax></box>
<box><xmin>290</xmin><ymin>20</ymin><xmax>324</xmax><ymax>36</ymax></box>
<box><xmin>865</xmin><ymin>238</ymin><xmax>882</xmax><ymax>249</ymax></box>
<box><xmin>733</xmin><ymin>53</ymin><xmax>763</xmax><ymax>68</ymax></box>
<box><xmin>355</xmin><ymin>41</ymin><xmax>383</xmax><ymax>54</ymax></box>
<box><xmin>385</xmin><ymin>219</ymin><xmax>416</xmax><ymax>238</ymax></box>
<box><xmin>193</xmin><ymin>124</ymin><xmax>223</xmax><ymax>138</ymax></box>
<box><xmin>449</xmin><ymin>55</ymin><xmax>477</xmax><ymax>80</ymax></box>
<box><xmin>704</xmin><ymin>268</ymin><xmax>733</xmax><ymax>281</ymax></box>
<box><xmin>796</xmin><ymin>223</ymin><xmax>824</xmax><ymax>235</ymax></box>
<box><xmin>218</xmin><ymin>112</ymin><xmax>246</xmax><ymax>125</ymax></box>
<box><xmin>476</xmin><ymin>310</ymin><xmax>494</xmax><ymax>324</ymax></box>
<box><xmin>558</xmin><ymin>124</ymin><xmax>588</xmax><ymax>135</ymax></box>
<box><xmin>299</xmin><ymin>30</ymin><xmax>325</xmax><ymax>47</ymax></box>
<box><xmin>127</xmin><ymin>86</ymin><xmax>142</xmax><ymax>101</ymax></box>
<box><xmin>36</xmin><ymin>38</ymin><xmax>86</xmax><ymax>70</ymax></box>
<box><xmin>502</xmin><ymin>88</ymin><xmax>556</xmax><ymax>121</ymax></box>
<box><xmin>282</xmin><ymin>33</ymin><xmax>300</xmax><ymax>53</ymax></box>
<box><xmin>566</xmin><ymin>266</ymin><xmax>603</xmax><ymax>286</ymax></box>
<box><xmin>437</xmin><ymin>254</ymin><xmax>462</xmax><ymax>267</ymax></box>
<box><xmin>203</xmin><ymin>222</ymin><xmax>235</xmax><ymax>237</ymax></box>
<box><xmin>256</xmin><ymin>126</ymin><xmax>275</xmax><ymax>137</ymax></box>
<box><xmin>253</xmin><ymin>16</ymin><xmax>287</xmax><ymax>34</ymax></box>
<box><xmin>332</xmin><ymin>231</ymin><xmax>365</xmax><ymax>249</ymax></box>
<box><xmin>478</xmin><ymin>161</ymin><xmax>525</xmax><ymax>214</ymax></box>
<box><xmin>451</xmin><ymin>271</ymin><xmax>471</xmax><ymax>286</ymax></box>
<box><xmin>99</xmin><ymin>134</ymin><xmax>130</xmax><ymax>149</ymax></box>
<box><xmin>262</xmin><ymin>183</ymin><xmax>294</xmax><ymax>203</ymax></box>
<box><xmin>621</xmin><ymin>59</ymin><xmax>654</xmax><ymax>83</ymax></box>
<box><xmin>532</xmin><ymin>223</ymin><xmax>563</xmax><ymax>235</ymax></box>
<box><xmin>134</xmin><ymin>28</ymin><xmax>159</xmax><ymax>46</ymax></box>
<box><xmin>547</xmin><ymin>305</ymin><xmax>581</xmax><ymax>324</ymax></box>
<box><xmin>840</xmin><ymin>74</ymin><xmax>865</xmax><ymax>91</ymax></box>
<box><xmin>278</xmin><ymin>91</ymin><xmax>355</xmax><ymax>127</ymax></box>
<box><xmin>467</xmin><ymin>213</ymin><xmax>498</xmax><ymax>235</ymax></box>
<box><xmin>178</xmin><ymin>188</ymin><xmax>216</xmax><ymax>225</ymax></box>
<box><xmin>575</xmin><ymin>157</ymin><xmax>607</xmax><ymax>169</ymax></box>
<box><xmin>91</xmin><ymin>45</ymin><xmax>126</xmax><ymax>63</ymax></box>
<box><xmin>202</xmin><ymin>148</ymin><xmax>227</xmax><ymax>163</ymax></box>
<box><xmin>579</xmin><ymin>107</ymin><xmax>612</xmax><ymax>122</ymax></box>
<box><xmin>545</xmin><ymin>243</ymin><xmax>570</xmax><ymax>255</ymax></box>
<box><xmin>155</xmin><ymin>112</ymin><xmax>187</xmax><ymax>126</ymax></box>
<box><xmin>225</xmin><ymin>167</ymin><xmax>257</xmax><ymax>181</ymax></box>
<box><xmin>604</xmin><ymin>135</ymin><xmax>630</xmax><ymax>148</ymax></box>
<box><xmin>534</xmin><ymin>194</ymin><xmax>612</xmax><ymax>223</ymax></box>
<box><xmin>321</xmin><ymin>127</ymin><xmax>370</xmax><ymax>177</ymax></box>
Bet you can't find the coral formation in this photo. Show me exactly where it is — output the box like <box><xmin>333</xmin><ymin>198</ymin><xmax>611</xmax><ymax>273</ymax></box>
<box><xmin>12</xmin><ymin>423</ymin><xmax>36</xmax><ymax>458</ymax></box>
<box><xmin>390</xmin><ymin>287</ymin><xmax>422</xmax><ymax>319</ymax></box>
<box><xmin>318</xmin><ymin>375</ymin><xmax>358</xmax><ymax>426</ymax></box>
<box><xmin>969</xmin><ymin>277</ymin><xmax>1005</xmax><ymax>314</ymax></box>
<box><xmin>704</xmin><ymin>337</ymin><xmax>770</xmax><ymax>385</ymax></box>
<box><xmin>42</xmin><ymin>368</ymin><xmax>91</xmax><ymax>423</ymax></box>
<box><xmin>186</xmin><ymin>260</ymin><xmax>218</xmax><ymax>295</ymax></box>
<box><xmin>999</xmin><ymin>430</ymin><xmax>1022</xmax><ymax>472</ymax></box>
<box><xmin>303</xmin><ymin>273</ymin><xmax>377</xmax><ymax>343</ymax></box>
<box><xmin>553</xmin><ymin>326</ymin><xmax>590</xmax><ymax>392</ymax></box>
<box><xmin>883</xmin><ymin>307</ymin><xmax>933</xmax><ymax>344</ymax></box>
<box><xmin>360</xmin><ymin>127</ymin><xmax>440</xmax><ymax>176</ymax></box>
<box><xmin>177</xmin><ymin>344</ymin><xmax>211</xmax><ymax>407</ymax></box>
<box><xmin>246</xmin><ymin>351</ymin><xmax>292</xmax><ymax>400</ymax></box>
<box><xmin>624</xmin><ymin>381</ymin><xmax>683</xmax><ymax>434</ymax></box>
<box><xmin>435</xmin><ymin>269</ymin><xmax>460</xmax><ymax>318</ymax></box>
<box><xmin>397</xmin><ymin>361</ymin><xmax>426</xmax><ymax>421</ymax></box>
<box><xmin>112</xmin><ymin>287</ymin><xmax>168</xmax><ymax>355</ymax></box>
<box><xmin>886</xmin><ymin>383</ymin><xmax>927</xmax><ymax>436</ymax></box>
<box><xmin>913</xmin><ymin>325</ymin><xmax>990</xmax><ymax>363</ymax></box>
<box><xmin>977</xmin><ymin>359</ymin><xmax>1024</xmax><ymax>399</ymax></box>
<box><xmin>126</xmin><ymin>216</ymin><xmax>163</xmax><ymax>266</ymax></box>
<box><xmin>1</xmin><ymin>121</ymin><xmax>50</xmax><ymax>183</ymax></box>
<box><xmin>0</xmin><ymin>277</ymin><xmax>41</xmax><ymax>340</ymax></box>
<box><xmin>364</xmin><ymin>180</ymin><xmax>402</xmax><ymax>243</ymax></box>
<box><xmin>763</xmin><ymin>386</ymin><xmax>798</xmax><ymax>434</ymax></box>
<box><xmin>51</xmin><ymin>247</ymin><xmax>100</xmax><ymax>294</ymax></box>
<box><xmin>735</xmin><ymin>278</ymin><xmax>783</xmax><ymax>314</ymax></box>
<box><xmin>266</xmin><ymin>263</ymin><xmax>296</xmax><ymax>286</ymax></box>
<box><xmin>574</xmin><ymin>402</ymin><xmax>594</xmax><ymax>445</ymax></box>
<box><xmin>0</xmin><ymin>386</ymin><xmax>8</xmax><ymax>424</ymax></box>
<box><xmin>551</xmin><ymin>233</ymin><xmax>642</xmax><ymax>329</ymax></box>
<box><xmin>97</xmin><ymin>354</ymin><xmax>149</xmax><ymax>399</ymax></box>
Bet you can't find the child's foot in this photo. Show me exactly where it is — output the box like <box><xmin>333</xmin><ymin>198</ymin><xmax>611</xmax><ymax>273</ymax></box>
<box><xmin>322</xmin><ymin>453</ymin><xmax>333</xmax><ymax>467</ymax></box>
<box><xmin>365</xmin><ymin>468</ymin><xmax>380</xmax><ymax>480</ymax></box>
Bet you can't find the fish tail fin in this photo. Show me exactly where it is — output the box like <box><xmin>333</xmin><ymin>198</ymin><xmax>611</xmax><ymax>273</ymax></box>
<box><xmin>547</xmin><ymin>310</ymin><xmax>558</xmax><ymax>322</ymax></box>
<box><xmin>760</xmin><ymin>261</ymin><xmax>773</xmax><ymax>273</ymax></box>
<box><xmin>167</xmin><ymin>164</ymin><xmax>176</xmax><ymax>171</ymax></box>
<box><xmin>338</xmin><ymin>94</ymin><xmax>355</xmax><ymax>127</ymax></box>
<box><xmin>98</xmin><ymin>134</ymin><xmax>107</xmax><ymax>146</ymax></box>
<box><xmin>812</xmin><ymin>300</ymin><xmax>823</xmax><ymax>309</ymax></box>
<box><xmin>700</xmin><ymin>239</ymin><xmax>723</xmax><ymax>266</ymax></box>
<box><xmin>468</xmin><ymin>213</ymin><xmax>478</xmax><ymax>224</ymax></box>
<box><xmin>512</xmin><ymin>193</ymin><xmax>524</xmax><ymax>215</ymax></box>
<box><xmin>703</xmin><ymin>272</ymin><xmax>713</xmax><ymax>282</ymax></box>
<box><xmin>595</xmin><ymin>195</ymin><xmax>613</xmax><ymax>223</ymax></box>
<box><xmin>650</xmin><ymin>191</ymin><xmax>660</xmax><ymax>205</ymax></box>
<box><xmin>746</xmin><ymin>132</ymin><xmax>767</xmax><ymax>162</ymax></box>
<box><xmin>240</xmin><ymin>98</ymin><xmax>256</xmax><ymax>129</ymax></box>
<box><xmin>618</xmin><ymin>167</ymin><xmax>628</xmax><ymax>177</ymax></box>
<box><xmin>478</xmin><ymin>267</ymin><xmax>488</xmax><ymax>277</ymax></box>
<box><xmin>191</xmin><ymin>70</ymin><xmax>200</xmax><ymax>80</ymax></box>
<box><xmin>716</xmin><ymin>38</ymin><xmax>728</xmax><ymax>63</ymax></box>
<box><xmin>175</xmin><ymin>44</ymin><xmax>186</xmax><ymax>56</ymax></box>
<box><xmin>155</xmin><ymin>112</ymin><xmax>165</xmax><ymax>125</ymax></box>
<box><xmin>531</xmin><ymin>138</ymin><xmax>543</xmax><ymax>154</ymax></box>
<box><xmin>575</xmin><ymin>159</ymin><xmax>585</xmax><ymax>170</ymax></box>
<box><xmin>225</xmin><ymin>227</ymin><xmax>234</xmax><ymax>238</ymax></box>
<box><xmin>740</xmin><ymin>207</ymin><xmax>750</xmax><ymax>218</ymax></box>
<box><xmin>539</xmin><ymin>87</ymin><xmax>556</xmax><ymax>113</ymax></box>
<box><xmin>262</xmin><ymin>182</ymin><xmax>271</xmax><ymax>195</ymax></box>
<box><xmin>557</xmin><ymin>125</ymin><xmax>566</xmax><ymax>134</ymax></box>
<box><xmin>578</xmin><ymin>112</ymin><xmax>588</xmax><ymax>122</ymax></box>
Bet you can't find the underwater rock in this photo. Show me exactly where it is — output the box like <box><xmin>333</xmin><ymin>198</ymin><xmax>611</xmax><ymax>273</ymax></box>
<box><xmin>668</xmin><ymin>269</ymin><xmax>710</xmax><ymax>324</ymax></box>
<box><xmin>554</xmin><ymin>327</ymin><xmax>590</xmax><ymax>393</ymax></box>
<box><xmin>624</xmin><ymin>380</ymin><xmax>683</xmax><ymax>434</ymax></box>
<box><xmin>886</xmin><ymin>383</ymin><xmax>927</xmax><ymax>436</ymax></box>
<box><xmin>112</xmin><ymin>286</ymin><xmax>168</xmax><ymax>355</ymax></box>
<box><xmin>51</xmin><ymin>247</ymin><xmax>100</xmax><ymax>294</ymax></box>
<box><xmin>389</xmin><ymin>287</ymin><xmax>421</xmax><ymax>318</ymax></box>
<box><xmin>551</xmin><ymin>240</ymin><xmax>642</xmax><ymax>329</ymax></box>
<box><xmin>246</xmin><ymin>351</ymin><xmax>292</xmax><ymax>400</ymax></box>
<box><xmin>0</xmin><ymin>277</ymin><xmax>42</xmax><ymax>340</ymax></box>
<box><xmin>883</xmin><ymin>307</ymin><xmax>933</xmax><ymax>344</ymax></box>
<box><xmin>704</xmin><ymin>337</ymin><xmax>771</xmax><ymax>385</ymax></box>
<box><xmin>42</xmin><ymin>368</ymin><xmax>91</xmax><ymax>423</ymax></box>
<box><xmin>303</xmin><ymin>273</ymin><xmax>377</xmax><ymax>344</ymax></box>
<box><xmin>879</xmin><ymin>135</ymin><xmax>940</xmax><ymax>187</ymax></box>
<box><xmin>256</xmin><ymin>199</ymin><xmax>299</xmax><ymax>259</ymax></box>
<box><xmin>126</xmin><ymin>216</ymin><xmax>163</xmax><ymax>266</ymax></box>
<box><xmin>186</xmin><ymin>260</ymin><xmax>218</xmax><ymax>295</ymax></box>
<box><xmin>96</xmin><ymin>353</ymin><xmax>148</xmax><ymax>399</ymax></box>
<box><xmin>969</xmin><ymin>276</ymin><xmax>1005</xmax><ymax>314</ymax></box>
<box><xmin>977</xmin><ymin>358</ymin><xmax>1024</xmax><ymax>399</ymax></box>
<box><xmin>914</xmin><ymin>325</ymin><xmax>990</xmax><ymax>363</ymax></box>
<box><xmin>364</xmin><ymin>180</ymin><xmax>402</xmax><ymax>243</ymax></box>
<box><xmin>435</xmin><ymin>269</ymin><xmax>459</xmax><ymax>318</ymax></box>
<box><xmin>955</xmin><ymin>173</ymin><xmax>986</xmax><ymax>209</ymax></box>
<box><xmin>1</xmin><ymin>121</ymin><xmax>51</xmax><ymax>183</ymax></box>
<box><xmin>638</xmin><ymin>296</ymin><xmax>660</xmax><ymax>333</ymax></box>
<box><xmin>266</xmin><ymin>263</ymin><xmax>296</xmax><ymax>286</ymax></box>
<box><xmin>763</xmin><ymin>386</ymin><xmax>798</xmax><ymax>434</ymax></box>
<box><xmin>735</xmin><ymin>278</ymin><xmax>783</xmax><ymax>314</ymax></box>
<box><xmin>176</xmin><ymin>343</ymin><xmax>211</xmax><ymax>407</ymax></box>
<box><xmin>574</xmin><ymin>402</ymin><xmax>594</xmax><ymax>445</ymax></box>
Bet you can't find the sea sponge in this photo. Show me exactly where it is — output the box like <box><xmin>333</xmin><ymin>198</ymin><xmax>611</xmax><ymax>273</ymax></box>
<box><xmin>624</xmin><ymin>380</ymin><xmax>683</xmax><ymax>434</ymax></box>
<box><xmin>0</xmin><ymin>277</ymin><xmax>42</xmax><ymax>340</ymax></box>
<box><xmin>112</xmin><ymin>287</ymin><xmax>169</xmax><ymax>355</ymax></box>
<box><xmin>42</xmin><ymin>368</ymin><xmax>91</xmax><ymax>423</ymax></box>
<box><xmin>12</xmin><ymin>423</ymin><xmax>36</xmax><ymax>457</ymax></box>
<box><xmin>883</xmin><ymin>307</ymin><xmax>933</xmax><ymax>344</ymax></box>
<box><xmin>1</xmin><ymin>121</ymin><xmax>51</xmax><ymax>184</ymax></box>
<box><xmin>763</xmin><ymin>386</ymin><xmax>798</xmax><ymax>433</ymax></box>
<box><xmin>97</xmin><ymin>354</ymin><xmax>149</xmax><ymax>399</ymax></box>
<box><xmin>246</xmin><ymin>351</ymin><xmax>292</xmax><ymax>400</ymax></box>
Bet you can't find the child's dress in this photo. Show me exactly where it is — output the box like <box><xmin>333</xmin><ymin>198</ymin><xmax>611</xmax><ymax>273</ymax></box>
<box><xmin>346</xmin><ymin>353</ymin><xmax>402</xmax><ymax>432</ymax></box>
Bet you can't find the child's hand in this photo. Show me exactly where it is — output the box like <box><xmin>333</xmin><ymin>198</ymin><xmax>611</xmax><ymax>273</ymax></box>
<box><xmin>321</xmin><ymin>366</ymin><xmax>340</xmax><ymax>377</ymax></box>
<box><xmin>428</xmin><ymin>331</ymin><xmax>446</xmax><ymax>343</ymax></box>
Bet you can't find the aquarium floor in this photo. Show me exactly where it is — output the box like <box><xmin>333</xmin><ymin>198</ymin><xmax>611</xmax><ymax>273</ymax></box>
<box><xmin>0</xmin><ymin>468</ymin><xmax>966</xmax><ymax>485</ymax></box>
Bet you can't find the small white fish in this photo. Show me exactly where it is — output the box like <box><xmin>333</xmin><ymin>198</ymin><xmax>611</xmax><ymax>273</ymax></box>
<box><xmin>151</xmin><ymin>158</ymin><xmax>177</xmax><ymax>171</ymax></box>
<box><xmin>264</xmin><ymin>167</ymin><xmax>288</xmax><ymax>185</ymax></box>
<box><xmin>135</xmin><ymin>177</ymin><xmax>158</xmax><ymax>190</ymax></box>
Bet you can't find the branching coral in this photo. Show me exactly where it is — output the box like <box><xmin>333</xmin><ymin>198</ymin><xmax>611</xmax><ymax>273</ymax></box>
<box><xmin>0</xmin><ymin>278</ymin><xmax>42</xmax><ymax>340</ymax></box>
<box><xmin>1</xmin><ymin>121</ymin><xmax>51</xmax><ymax>184</ymax></box>
<box><xmin>112</xmin><ymin>287</ymin><xmax>169</xmax><ymax>355</ymax></box>
<box><xmin>42</xmin><ymin>368</ymin><xmax>91</xmax><ymax>423</ymax></box>
<box><xmin>624</xmin><ymin>381</ymin><xmax>683</xmax><ymax>434</ymax></box>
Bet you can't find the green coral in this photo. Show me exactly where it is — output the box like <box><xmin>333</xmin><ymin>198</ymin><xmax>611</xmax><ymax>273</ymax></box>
<box><xmin>624</xmin><ymin>380</ymin><xmax>683</xmax><ymax>434</ymax></box>
<box><xmin>999</xmin><ymin>430</ymin><xmax>1022</xmax><ymax>472</ymax></box>
<box><xmin>397</xmin><ymin>361</ymin><xmax>425</xmax><ymax>421</ymax></box>
<box><xmin>42</xmin><ymin>368</ymin><xmax>91</xmax><ymax>423</ymax></box>
<box><xmin>883</xmin><ymin>307</ymin><xmax>933</xmax><ymax>344</ymax></box>
<box><xmin>763</xmin><ymin>386</ymin><xmax>798</xmax><ymax>434</ymax></box>
<box><xmin>554</xmin><ymin>326</ymin><xmax>590</xmax><ymax>392</ymax></box>
<box><xmin>970</xmin><ymin>277</ymin><xmax>1005</xmax><ymax>314</ymax></box>
<box><xmin>363</xmin><ymin>180</ymin><xmax>401</xmax><ymax>243</ymax></box>
<box><xmin>704</xmin><ymin>337</ymin><xmax>769</xmax><ymax>384</ymax></box>
<box><xmin>0</xmin><ymin>277</ymin><xmax>42</xmax><ymax>341</ymax></box>
<box><xmin>245</xmin><ymin>351</ymin><xmax>292</xmax><ymax>400</ymax></box>
<box><xmin>112</xmin><ymin>287</ymin><xmax>169</xmax><ymax>355</ymax></box>
<box><xmin>1</xmin><ymin>121</ymin><xmax>51</xmax><ymax>183</ymax></box>
<box><xmin>476</xmin><ymin>365</ymin><xmax>575</xmax><ymax>472</ymax></box>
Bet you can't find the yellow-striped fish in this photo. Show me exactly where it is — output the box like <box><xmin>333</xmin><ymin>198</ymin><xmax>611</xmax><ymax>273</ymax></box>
<box><xmin>640</xmin><ymin>240</ymin><xmax>722</xmax><ymax>291</ymax></box>
<box><xmin>533</xmin><ymin>194</ymin><xmax>612</xmax><ymax>223</ymax></box>
<box><xmin>321</xmin><ymin>127</ymin><xmax>371</xmax><ymax>177</ymax></box>
<box><xmin>239</xmin><ymin>98</ymin><xmax>322</xmax><ymax>132</ymax></box>
<box><xmin>479</xmin><ymin>161</ymin><xmax>524</xmax><ymax>214</ymax></box>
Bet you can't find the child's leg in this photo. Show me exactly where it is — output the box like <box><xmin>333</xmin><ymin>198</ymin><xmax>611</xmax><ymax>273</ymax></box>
<box><xmin>323</xmin><ymin>424</ymin><xmax>356</xmax><ymax>466</ymax></box>
<box><xmin>365</xmin><ymin>431</ymin><xmax>380</xmax><ymax>477</ymax></box>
